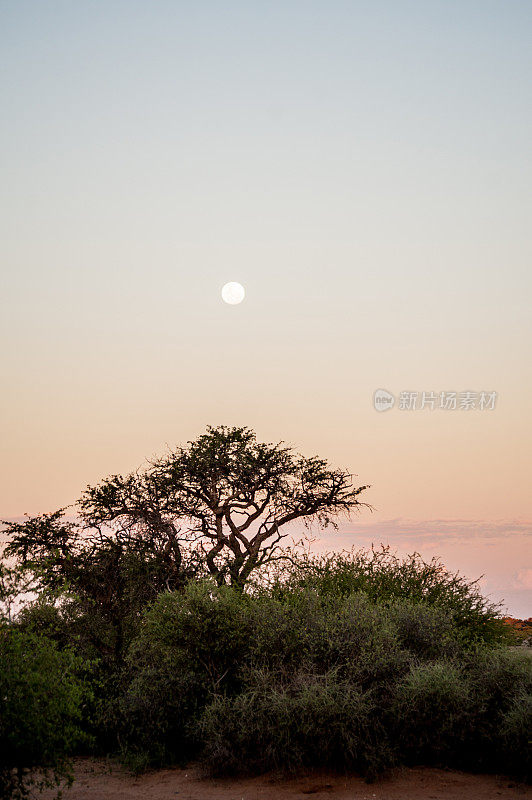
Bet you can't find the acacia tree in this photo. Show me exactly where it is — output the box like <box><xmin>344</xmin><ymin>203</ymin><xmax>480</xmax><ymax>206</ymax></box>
<box><xmin>79</xmin><ymin>425</ymin><xmax>370</xmax><ymax>587</ymax></box>
<box><xmin>2</xmin><ymin>510</ymin><xmax>199</xmax><ymax>662</ymax></box>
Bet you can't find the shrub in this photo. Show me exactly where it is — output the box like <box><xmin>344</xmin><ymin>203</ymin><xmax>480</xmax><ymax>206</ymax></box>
<box><xmin>115</xmin><ymin>569</ymin><xmax>529</xmax><ymax>780</ymax></box>
<box><xmin>199</xmin><ymin>668</ymin><xmax>393</xmax><ymax>779</ymax></box>
<box><xmin>0</xmin><ymin>626</ymin><xmax>91</xmax><ymax>799</ymax></box>
<box><xmin>280</xmin><ymin>548</ymin><xmax>507</xmax><ymax>645</ymax></box>
<box><xmin>467</xmin><ymin>647</ymin><xmax>532</xmax><ymax>710</ymax></box>
<box><xmin>498</xmin><ymin>691</ymin><xmax>532</xmax><ymax>780</ymax></box>
<box><xmin>391</xmin><ymin>646</ymin><xmax>532</xmax><ymax>777</ymax></box>
<box><xmin>117</xmin><ymin>581</ymin><xmax>252</xmax><ymax>767</ymax></box>
<box><xmin>118</xmin><ymin>663</ymin><xmax>204</xmax><ymax>770</ymax></box>
<box><xmin>463</xmin><ymin>648</ymin><xmax>532</xmax><ymax>774</ymax></box>
<box><xmin>130</xmin><ymin>581</ymin><xmax>253</xmax><ymax>692</ymax></box>
<box><xmin>386</xmin><ymin>598</ymin><xmax>461</xmax><ymax>660</ymax></box>
<box><xmin>118</xmin><ymin>584</ymin><xmax>408</xmax><ymax>770</ymax></box>
<box><xmin>248</xmin><ymin>590</ymin><xmax>408</xmax><ymax>685</ymax></box>
<box><xmin>392</xmin><ymin>661</ymin><xmax>471</xmax><ymax>764</ymax></box>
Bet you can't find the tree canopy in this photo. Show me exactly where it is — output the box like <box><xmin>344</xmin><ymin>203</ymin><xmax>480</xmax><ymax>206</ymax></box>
<box><xmin>79</xmin><ymin>425</ymin><xmax>370</xmax><ymax>586</ymax></box>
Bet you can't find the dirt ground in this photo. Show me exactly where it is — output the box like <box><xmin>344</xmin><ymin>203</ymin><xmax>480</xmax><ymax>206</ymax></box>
<box><xmin>40</xmin><ymin>758</ymin><xmax>530</xmax><ymax>800</ymax></box>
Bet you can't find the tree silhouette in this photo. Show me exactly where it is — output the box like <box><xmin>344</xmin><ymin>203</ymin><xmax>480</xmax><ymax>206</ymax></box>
<box><xmin>80</xmin><ymin>425</ymin><xmax>370</xmax><ymax>587</ymax></box>
<box><xmin>2</xmin><ymin>509</ymin><xmax>198</xmax><ymax>662</ymax></box>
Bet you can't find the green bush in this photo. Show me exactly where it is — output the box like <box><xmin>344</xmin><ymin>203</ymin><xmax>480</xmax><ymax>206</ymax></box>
<box><xmin>247</xmin><ymin>590</ymin><xmax>408</xmax><ymax>684</ymax></box>
<box><xmin>116</xmin><ymin>572</ymin><xmax>529</xmax><ymax>780</ymax></box>
<box><xmin>391</xmin><ymin>650</ymin><xmax>532</xmax><ymax>779</ymax></box>
<box><xmin>279</xmin><ymin>548</ymin><xmax>507</xmax><ymax>645</ymax></box>
<box><xmin>0</xmin><ymin>626</ymin><xmax>91</xmax><ymax>799</ymax></box>
<box><xmin>386</xmin><ymin>598</ymin><xmax>461</xmax><ymax>659</ymax></box>
<box><xmin>392</xmin><ymin>661</ymin><xmax>471</xmax><ymax>764</ymax></box>
<box><xmin>118</xmin><ymin>663</ymin><xmax>204</xmax><ymax>770</ymax></box>
<box><xmin>464</xmin><ymin>648</ymin><xmax>532</xmax><ymax>776</ymax></box>
<box><xmin>199</xmin><ymin>668</ymin><xmax>393</xmax><ymax>778</ymax></box>
<box><xmin>129</xmin><ymin>581</ymin><xmax>253</xmax><ymax>691</ymax></box>
<box><xmin>467</xmin><ymin>647</ymin><xmax>532</xmax><ymax>711</ymax></box>
<box><xmin>117</xmin><ymin>581</ymin><xmax>252</xmax><ymax>767</ymax></box>
<box><xmin>498</xmin><ymin>691</ymin><xmax>532</xmax><ymax>780</ymax></box>
<box><xmin>117</xmin><ymin>584</ymin><xmax>410</xmax><ymax>771</ymax></box>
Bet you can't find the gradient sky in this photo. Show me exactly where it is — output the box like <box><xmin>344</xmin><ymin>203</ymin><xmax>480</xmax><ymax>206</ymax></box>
<box><xmin>1</xmin><ymin>1</ymin><xmax>531</xmax><ymax>615</ymax></box>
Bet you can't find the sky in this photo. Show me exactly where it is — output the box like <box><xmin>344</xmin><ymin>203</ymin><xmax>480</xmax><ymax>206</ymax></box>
<box><xmin>1</xmin><ymin>1</ymin><xmax>531</xmax><ymax>616</ymax></box>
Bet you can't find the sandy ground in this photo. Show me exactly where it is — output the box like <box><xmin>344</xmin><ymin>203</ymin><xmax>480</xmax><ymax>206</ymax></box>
<box><xmin>40</xmin><ymin>758</ymin><xmax>530</xmax><ymax>800</ymax></box>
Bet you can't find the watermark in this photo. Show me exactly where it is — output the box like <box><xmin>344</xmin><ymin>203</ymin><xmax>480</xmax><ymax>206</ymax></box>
<box><xmin>373</xmin><ymin>389</ymin><xmax>395</xmax><ymax>411</ymax></box>
<box><xmin>373</xmin><ymin>389</ymin><xmax>497</xmax><ymax>412</ymax></box>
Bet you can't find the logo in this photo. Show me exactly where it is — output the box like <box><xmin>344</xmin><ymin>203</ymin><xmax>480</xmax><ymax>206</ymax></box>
<box><xmin>373</xmin><ymin>389</ymin><xmax>395</xmax><ymax>412</ymax></box>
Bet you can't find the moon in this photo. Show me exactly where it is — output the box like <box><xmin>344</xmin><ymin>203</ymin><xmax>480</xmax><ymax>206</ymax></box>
<box><xmin>221</xmin><ymin>281</ymin><xmax>245</xmax><ymax>305</ymax></box>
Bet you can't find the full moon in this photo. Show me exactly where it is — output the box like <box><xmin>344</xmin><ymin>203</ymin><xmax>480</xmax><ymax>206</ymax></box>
<box><xmin>221</xmin><ymin>282</ymin><xmax>245</xmax><ymax>305</ymax></box>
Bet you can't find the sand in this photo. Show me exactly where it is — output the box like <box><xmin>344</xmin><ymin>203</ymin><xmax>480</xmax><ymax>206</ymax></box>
<box><xmin>39</xmin><ymin>758</ymin><xmax>530</xmax><ymax>799</ymax></box>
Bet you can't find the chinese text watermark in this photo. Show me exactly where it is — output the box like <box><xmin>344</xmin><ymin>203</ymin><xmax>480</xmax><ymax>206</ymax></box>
<box><xmin>373</xmin><ymin>389</ymin><xmax>497</xmax><ymax>412</ymax></box>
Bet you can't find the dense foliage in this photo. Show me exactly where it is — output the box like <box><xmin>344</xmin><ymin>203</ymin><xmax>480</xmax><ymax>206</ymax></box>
<box><xmin>1</xmin><ymin>547</ymin><xmax>530</xmax><ymax>796</ymax></box>
<box><xmin>0</xmin><ymin>628</ymin><xmax>90</xmax><ymax>799</ymax></box>
<box><xmin>0</xmin><ymin>428</ymin><xmax>530</xmax><ymax>797</ymax></box>
<box><xmin>116</xmin><ymin>575</ymin><xmax>529</xmax><ymax>781</ymax></box>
